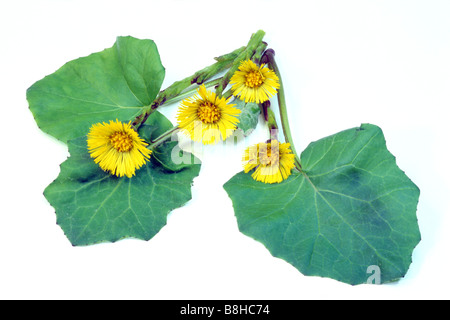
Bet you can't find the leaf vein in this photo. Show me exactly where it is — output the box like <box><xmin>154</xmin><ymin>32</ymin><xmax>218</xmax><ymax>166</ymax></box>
<box><xmin>73</xmin><ymin>178</ymin><xmax>124</xmax><ymax>243</ymax></box>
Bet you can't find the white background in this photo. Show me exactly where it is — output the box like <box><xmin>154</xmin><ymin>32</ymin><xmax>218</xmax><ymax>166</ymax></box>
<box><xmin>1</xmin><ymin>0</ymin><xmax>449</xmax><ymax>300</ymax></box>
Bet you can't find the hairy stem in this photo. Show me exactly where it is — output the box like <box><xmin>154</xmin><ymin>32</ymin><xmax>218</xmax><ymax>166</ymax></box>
<box><xmin>149</xmin><ymin>126</ymin><xmax>180</xmax><ymax>149</ymax></box>
<box><xmin>266</xmin><ymin>106</ymin><xmax>279</xmax><ymax>140</ymax></box>
<box><xmin>163</xmin><ymin>77</ymin><xmax>222</xmax><ymax>106</ymax></box>
<box><xmin>215</xmin><ymin>30</ymin><xmax>266</xmax><ymax>96</ymax></box>
<box><xmin>132</xmin><ymin>46</ymin><xmax>246</xmax><ymax>129</ymax></box>
<box><xmin>262</xmin><ymin>49</ymin><xmax>302</xmax><ymax>171</ymax></box>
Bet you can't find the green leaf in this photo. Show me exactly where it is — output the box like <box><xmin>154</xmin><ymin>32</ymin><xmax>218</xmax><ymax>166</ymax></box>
<box><xmin>138</xmin><ymin>111</ymin><xmax>200</xmax><ymax>172</ymax></box>
<box><xmin>235</xmin><ymin>100</ymin><xmax>261</xmax><ymax>136</ymax></box>
<box><xmin>138</xmin><ymin>110</ymin><xmax>174</xmax><ymax>142</ymax></box>
<box><xmin>44</xmin><ymin>112</ymin><xmax>200</xmax><ymax>246</ymax></box>
<box><xmin>27</xmin><ymin>36</ymin><xmax>165</xmax><ymax>143</ymax></box>
<box><xmin>152</xmin><ymin>141</ymin><xmax>201</xmax><ymax>172</ymax></box>
<box><xmin>224</xmin><ymin>124</ymin><xmax>420</xmax><ymax>285</ymax></box>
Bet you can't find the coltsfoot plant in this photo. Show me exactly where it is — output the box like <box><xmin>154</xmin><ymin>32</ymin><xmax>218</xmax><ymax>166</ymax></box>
<box><xmin>28</xmin><ymin>30</ymin><xmax>420</xmax><ymax>285</ymax></box>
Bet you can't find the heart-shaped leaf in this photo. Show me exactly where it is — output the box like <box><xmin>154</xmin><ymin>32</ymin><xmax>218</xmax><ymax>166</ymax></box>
<box><xmin>235</xmin><ymin>100</ymin><xmax>261</xmax><ymax>136</ymax></box>
<box><xmin>45</xmin><ymin>112</ymin><xmax>200</xmax><ymax>246</ymax></box>
<box><xmin>27</xmin><ymin>36</ymin><xmax>165</xmax><ymax>143</ymax></box>
<box><xmin>224</xmin><ymin>124</ymin><xmax>420</xmax><ymax>285</ymax></box>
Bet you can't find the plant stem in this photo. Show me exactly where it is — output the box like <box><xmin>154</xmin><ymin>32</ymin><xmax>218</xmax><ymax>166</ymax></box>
<box><xmin>251</xmin><ymin>41</ymin><xmax>268</xmax><ymax>65</ymax></box>
<box><xmin>215</xmin><ymin>30</ymin><xmax>266</xmax><ymax>96</ymax></box>
<box><xmin>163</xmin><ymin>77</ymin><xmax>222</xmax><ymax>106</ymax></box>
<box><xmin>133</xmin><ymin>30</ymin><xmax>267</xmax><ymax>130</ymax></box>
<box><xmin>266</xmin><ymin>106</ymin><xmax>279</xmax><ymax>139</ymax></box>
<box><xmin>262</xmin><ymin>49</ymin><xmax>302</xmax><ymax>171</ymax></box>
<box><xmin>149</xmin><ymin>126</ymin><xmax>180</xmax><ymax>149</ymax></box>
<box><xmin>132</xmin><ymin>46</ymin><xmax>246</xmax><ymax>129</ymax></box>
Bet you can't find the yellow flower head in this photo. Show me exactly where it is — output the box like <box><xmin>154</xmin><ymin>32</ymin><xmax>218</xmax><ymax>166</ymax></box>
<box><xmin>230</xmin><ymin>60</ymin><xmax>280</xmax><ymax>104</ymax></box>
<box><xmin>243</xmin><ymin>140</ymin><xmax>296</xmax><ymax>184</ymax></box>
<box><xmin>87</xmin><ymin>120</ymin><xmax>152</xmax><ymax>178</ymax></box>
<box><xmin>176</xmin><ymin>84</ymin><xmax>241</xmax><ymax>145</ymax></box>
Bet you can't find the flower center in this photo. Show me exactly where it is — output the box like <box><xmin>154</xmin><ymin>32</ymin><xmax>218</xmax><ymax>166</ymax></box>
<box><xmin>259</xmin><ymin>146</ymin><xmax>280</xmax><ymax>167</ymax></box>
<box><xmin>110</xmin><ymin>132</ymin><xmax>133</xmax><ymax>152</ymax></box>
<box><xmin>245</xmin><ymin>70</ymin><xmax>265</xmax><ymax>88</ymax></box>
<box><xmin>197</xmin><ymin>102</ymin><xmax>221</xmax><ymax>124</ymax></box>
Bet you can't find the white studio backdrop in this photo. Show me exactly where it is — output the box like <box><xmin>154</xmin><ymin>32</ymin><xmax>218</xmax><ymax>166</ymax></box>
<box><xmin>1</xmin><ymin>0</ymin><xmax>449</xmax><ymax>299</ymax></box>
